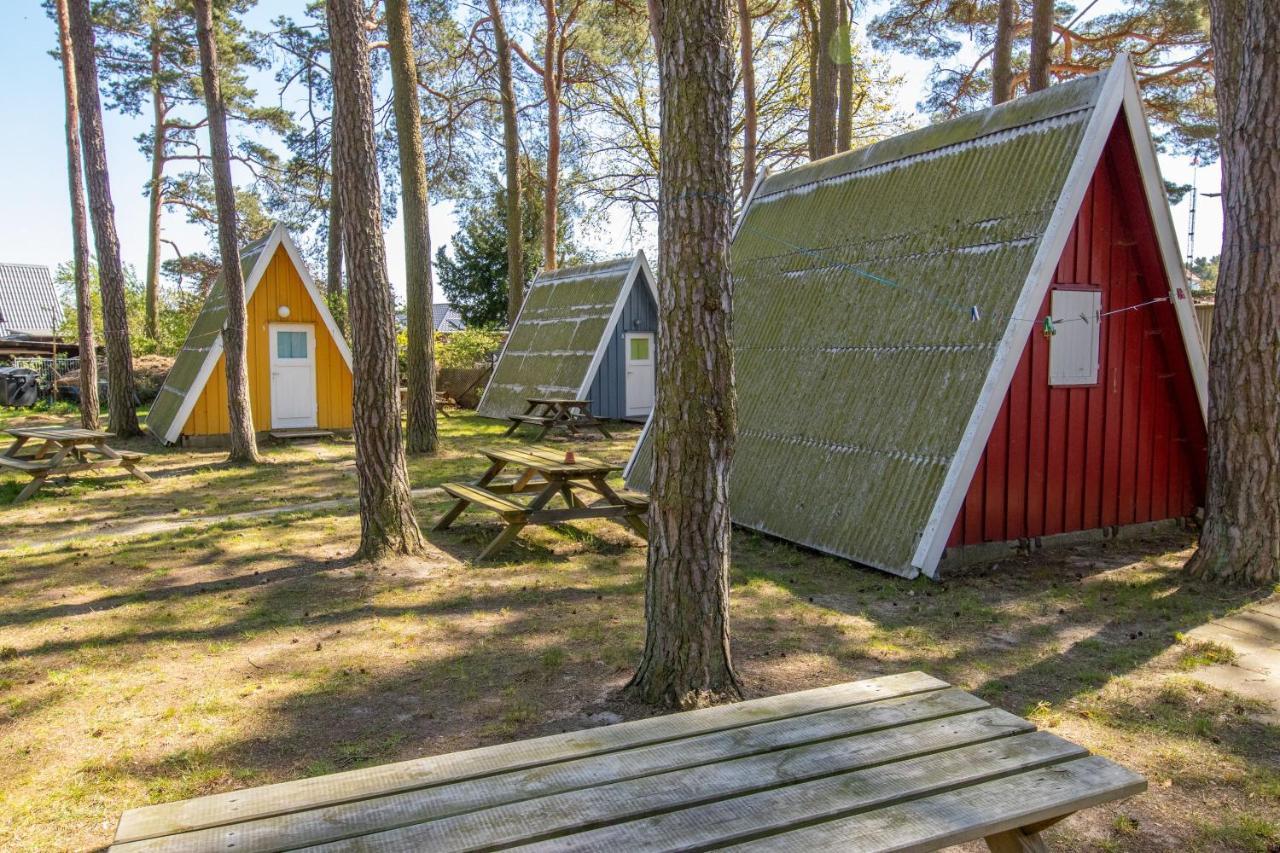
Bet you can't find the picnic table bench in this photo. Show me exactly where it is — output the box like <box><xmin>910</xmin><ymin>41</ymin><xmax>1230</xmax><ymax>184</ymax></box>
<box><xmin>434</xmin><ymin>445</ymin><xmax>648</xmax><ymax>559</ymax></box>
<box><xmin>1</xmin><ymin>426</ymin><xmax>151</xmax><ymax>504</ymax></box>
<box><xmin>108</xmin><ymin>671</ymin><xmax>1144</xmax><ymax>852</ymax></box>
<box><xmin>505</xmin><ymin>397</ymin><xmax>613</xmax><ymax>440</ymax></box>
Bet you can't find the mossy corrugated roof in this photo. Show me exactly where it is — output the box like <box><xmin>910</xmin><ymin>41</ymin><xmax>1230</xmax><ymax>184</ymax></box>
<box><xmin>146</xmin><ymin>235</ymin><xmax>272</xmax><ymax>443</ymax></box>
<box><xmin>477</xmin><ymin>256</ymin><xmax>636</xmax><ymax>419</ymax></box>
<box><xmin>627</xmin><ymin>73</ymin><xmax>1106</xmax><ymax>575</ymax></box>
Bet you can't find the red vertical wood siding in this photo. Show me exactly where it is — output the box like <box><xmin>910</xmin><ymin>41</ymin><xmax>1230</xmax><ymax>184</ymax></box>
<box><xmin>947</xmin><ymin>121</ymin><xmax>1207</xmax><ymax>548</ymax></box>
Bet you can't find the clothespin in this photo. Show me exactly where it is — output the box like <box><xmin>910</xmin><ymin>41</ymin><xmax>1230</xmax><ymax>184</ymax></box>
<box><xmin>1041</xmin><ymin>315</ymin><xmax>1056</xmax><ymax>338</ymax></box>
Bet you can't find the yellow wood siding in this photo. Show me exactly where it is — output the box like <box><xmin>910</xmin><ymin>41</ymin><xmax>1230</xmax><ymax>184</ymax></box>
<box><xmin>182</xmin><ymin>246</ymin><xmax>353</xmax><ymax>436</ymax></box>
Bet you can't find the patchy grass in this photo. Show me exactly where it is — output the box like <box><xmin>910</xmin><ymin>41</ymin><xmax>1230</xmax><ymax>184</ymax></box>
<box><xmin>0</xmin><ymin>414</ymin><xmax>1276</xmax><ymax>850</ymax></box>
<box><xmin>1176</xmin><ymin>636</ymin><xmax>1239</xmax><ymax>671</ymax></box>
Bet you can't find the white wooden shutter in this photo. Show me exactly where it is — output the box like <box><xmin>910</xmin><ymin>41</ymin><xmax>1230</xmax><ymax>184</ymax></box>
<box><xmin>1049</xmin><ymin>289</ymin><xmax>1101</xmax><ymax>386</ymax></box>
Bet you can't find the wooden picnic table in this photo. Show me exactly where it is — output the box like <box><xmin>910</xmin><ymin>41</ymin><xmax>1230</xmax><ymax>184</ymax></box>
<box><xmin>1</xmin><ymin>426</ymin><xmax>151</xmax><ymax>504</ymax></box>
<box><xmin>107</xmin><ymin>671</ymin><xmax>1145</xmax><ymax>852</ymax></box>
<box><xmin>434</xmin><ymin>444</ymin><xmax>647</xmax><ymax>559</ymax></box>
<box><xmin>505</xmin><ymin>397</ymin><xmax>613</xmax><ymax>440</ymax></box>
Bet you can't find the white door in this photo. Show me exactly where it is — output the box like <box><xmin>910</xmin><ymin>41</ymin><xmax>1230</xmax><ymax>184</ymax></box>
<box><xmin>624</xmin><ymin>332</ymin><xmax>655</xmax><ymax>417</ymax></box>
<box><xmin>269</xmin><ymin>323</ymin><xmax>318</xmax><ymax>429</ymax></box>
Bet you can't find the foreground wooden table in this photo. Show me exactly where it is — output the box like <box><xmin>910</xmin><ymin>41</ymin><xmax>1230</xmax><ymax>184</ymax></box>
<box><xmin>109</xmin><ymin>672</ymin><xmax>1143</xmax><ymax>852</ymax></box>
<box><xmin>1</xmin><ymin>426</ymin><xmax>150</xmax><ymax>504</ymax></box>
<box><xmin>504</xmin><ymin>397</ymin><xmax>613</xmax><ymax>440</ymax></box>
<box><xmin>434</xmin><ymin>445</ymin><xmax>647</xmax><ymax>559</ymax></box>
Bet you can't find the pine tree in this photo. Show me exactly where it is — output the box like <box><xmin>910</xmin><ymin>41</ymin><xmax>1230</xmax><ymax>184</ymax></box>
<box><xmin>328</xmin><ymin>0</ymin><xmax>426</xmax><ymax>559</ymax></box>
<box><xmin>627</xmin><ymin>0</ymin><xmax>741</xmax><ymax>708</ymax></box>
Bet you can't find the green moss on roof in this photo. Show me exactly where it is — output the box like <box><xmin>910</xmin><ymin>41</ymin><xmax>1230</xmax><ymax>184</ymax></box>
<box><xmin>477</xmin><ymin>256</ymin><xmax>636</xmax><ymax>419</ymax></box>
<box><xmin>628</xmin><ymin>74</ymin><xmax>1108</xmax><ymax>576</ymax></box>
<box><xmin>146</xmin><ymin>236</ymin><xmax>272</xmax><ymax>443</ymax></box>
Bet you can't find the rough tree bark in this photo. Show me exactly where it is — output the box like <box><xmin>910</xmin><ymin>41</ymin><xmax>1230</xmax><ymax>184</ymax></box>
<box><xmin>488</xmin><ymin>0</ymin><xmax>524</xmax><ymax>326</ymax></box>
<box><xmin>835</xmin><ymin>0</ymin><xmax>852</xmax><ymax>152</ymax></box>
<box><xmin>627</xmin><ymin>0</ymin><xmax>741</xmax><ymax>708</ymax></box>
<box><xmin>738</xmin><ymin>0</ymin><xmax>757</xmax><ymax>198</ymax></box>
<box><xmin>144</xmin><ymin>24</ymin><xmax>163</xmax><ymax>340</ymax></box>
<box><xmin>67</xmin><ymin>0</ymin><xmax>141</xmax><ymax>437</ymax></box>
<box><xmin>194</xmin><ymin>0</ymin><xmax>259</xmax><ymax>463</ymax></box>
<box><xmin>811</xmin><ymin>0</ymin><xmax>838</xmax><ymax>158</ymax></box>
<box><xmin>541</xmin><ymin>0</ymin><xmax>561</xmax><ymax>271</ymax></box>
<box><xmin>326</xmin><ymin>114</ymin><xmax>344</xmax><ymax>316</ymax></box>
<box><xmin>1028</xmin><ymin>0</ymin><xmax>1052</xmax><ymax>91</ymax></box>
<box><xmin>386</xmin><ymin>0</ymin><xmax>438</xmax><ymax>454</ymax></box>
<box><xmin>798</xmin><ymin>0</ymin><xmax>818</xmax><ymax>158</ymax></box>
<box><xmin>328</xmin><ymin>0</ymin><xmax>426</xmax><ymax>560</ymax></box>
<box><xmin>55</xmin><ymin>0</ymin><xmax>100</xmax><ymax>431</ymax></box>
<box><xmin>992</xmin><ymin>0</ymin><xmax>1015</xmax><ymax>103</ymax></box>
<box><xmin>1187</xmin><ymin>0</ymin><xmax>1280</xmax><ymax>585</ymax></box>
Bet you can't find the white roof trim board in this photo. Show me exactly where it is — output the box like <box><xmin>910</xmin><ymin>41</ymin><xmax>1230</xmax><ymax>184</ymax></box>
<box><xmin>160</xmin><ymin>224</ymin><xmax>351</xmax><ymax>445</ymax></box>
<box><xmin>625</xmin><ymin>56</ymin><xmax>1208</xmax><ymax>579</ymax></box>
<box><xmin>477</xmin><ymin>252</ymin><xmax>657</xmax><ymax>418</ymax></box>
<box><xmin>577</xmin><ymin>252</ymin><xmax>658</xmax><ymax>399</ymax></box>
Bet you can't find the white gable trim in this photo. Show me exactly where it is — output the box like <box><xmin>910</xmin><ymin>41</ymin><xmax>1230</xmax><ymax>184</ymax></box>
<box><xmin>910</xmin><ymin>58</ymin><xmax>1131</xmax><ymax>578</ymax></box>
<box><xmin>622</xmin><ymin>410</ymin><xmax>653</xmax><ymax>483</ymax></box>
<box><xmin>161</xmin><ymin>224</ymin><xmax>350</xmax><ymax>444</ymax></box>
<box><xmin>1116</xmin><ymin>65</ymin><xmax>1209</xmax><ymax>419</ymax></box>
<box><xmin>577</xmin><ymin>252</ymin><xmax>656</xmax><ymax>399</ymax></box>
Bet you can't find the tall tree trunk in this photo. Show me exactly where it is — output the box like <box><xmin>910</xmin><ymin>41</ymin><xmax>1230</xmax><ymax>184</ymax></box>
<box><xmin>835</xmin><ymin>0</ymin><xmax>852</xmax><ymax>152</ymax></box>
<box><xmin>328</xmin><ymin>0</ymin><xmax>426</xmax><ymax>560</ymax></box>
<box><xmin>799</xmin><ymin>0</ymin><xmax>818</xmax><ymax>159</ymax></box>
<box><xmin>194</xmin><ymin>0</ymin><xmax>260</xmax><ymax>464</ymax></box>
<box><xmin>627</xmin><ymin>0</ymin><xmax>741</xmax><ymax>708</ymax></box>
<box><xmin>488</xmin><ymin>0</ymin><xmax>524</xmax><ymax>326</ymax></box>
<box><xmin>738</xmin><ymin>0</ymin><xmax>757</xmax><ymax>198</ymax></box>
<box><xmin>67</xmin><ymin>0</ymin><xmax>140</xmax><ymax>437</ymax></box>
<box><xmin>55</xmin><ymin>0</ymin><xmax>99</xmax><ymax>431</ymax></box>
<box><xmin>326</xmin><ymin>90</ymin><xmax>344</xmax><ymax>311</ymax></box>
<box><xmin>387</xmin><ymin>0</ymin><xmax>438</xmax><ymax>455</ymax></box>
<box><xmin>542</xmin><ymin>0</ymin><xmax>560</xmax><ymax>271</ymax></box>
<box><xmin>1187</xmin><ymin>0</ymin><xmax>1280</xmax><ymax>585</ymax></box>
<box><xmin>992</xmin><ymin>0</ymin><xmax>1015</xmax><ymax>103</ymax></box>
<box><xmin>811</xmin><ymin>0</ymin><xmax>837</xmax><ymax>158</ymax></box>
<box><xmin>144</xmin><ymin>27</ymin><xmax>163</xmax><ymax>340</ymax></box>
<box><xmin>1028</xmin><ymin>0</ymin><xmax>1052</xmax><ymax>92</ymax></box>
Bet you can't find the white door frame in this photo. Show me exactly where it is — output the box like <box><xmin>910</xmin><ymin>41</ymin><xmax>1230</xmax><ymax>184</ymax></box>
<box><xmin>624</xmin><ymin>331</ymin><xmax>656</xmax><ymax>417</ymax></box>
<box><xmin>268</xmin><ymin>322</ymin><xmax>318</xmax><ymax>429</ymax></box>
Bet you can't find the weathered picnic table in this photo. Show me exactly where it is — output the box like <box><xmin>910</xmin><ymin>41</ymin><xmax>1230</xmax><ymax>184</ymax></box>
<box><xmin>434</xmin><ymin>445</ymin><xmax>647</xmax><ymax>559</ymax></box>
<box><xmin>108</xmin><ymin>671</ymin><xmax>1144</xmax><ymax>852</ymax></box>
<box><xmin>504</xmin><ymin>397</ymin><xmax>613</xmax><ymax>440</ymax></box>
<box><xmin>0</xmin><ymin>426</ymin><xmax>151</xmax><ymax>504</ymax></box>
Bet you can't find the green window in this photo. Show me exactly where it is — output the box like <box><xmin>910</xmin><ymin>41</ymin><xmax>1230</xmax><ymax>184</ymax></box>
<box><xmin>629</xmin><ymin>335</ymin><xmax>650</xmax><ymax>361</ymax></box>
<box><xmin>277</xmin><ymin>330</ymin><xmax>308</xmax><ymax>359</ymax></box>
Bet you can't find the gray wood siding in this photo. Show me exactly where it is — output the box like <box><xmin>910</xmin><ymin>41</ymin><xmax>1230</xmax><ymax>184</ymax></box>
<box><xmin>587</xmin><ymin>278</ymin><xmax>658</xmax><ymax>419</ymax></box>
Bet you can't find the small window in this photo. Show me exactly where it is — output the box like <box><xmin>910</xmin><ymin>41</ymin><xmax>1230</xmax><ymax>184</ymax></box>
<box><xmin>1048</xmin><ymin>289</ymin><xmax>1101</xmax><ymax>386</ymax></box>
<box><xmin>277</xmin><ymin>330</ymin><xmax>308</xmax><ymax>359</ymax></box>
<box><xmin>628</xmin><ymin>336</ymin><xmax>650</xmax><ymax>361</ymax></box>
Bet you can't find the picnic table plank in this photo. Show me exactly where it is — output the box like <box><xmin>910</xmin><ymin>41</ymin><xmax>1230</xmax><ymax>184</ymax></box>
<box><xmin>148</xmin><ymin>697</ymin><xmax>1010</xmax><ymax>853</ymax></box>
<box><xmin>110</xmin><ymin>672</ymin><xmax>1142</xmax><ymax>852</ymax></box>
<box><xmin>112</xmin><ymin>673</ymin><xmax>946</xmax><ymax>844</ymax></box>
<box><xmin>720</xmin><ymin>756</ymin><xmax>1144</xmax><ymax>852</ymax></box>
<box><xmin>495</xmin><ymin>732</ymin><xmax>1086</xmax><ymax>853</ymax></box>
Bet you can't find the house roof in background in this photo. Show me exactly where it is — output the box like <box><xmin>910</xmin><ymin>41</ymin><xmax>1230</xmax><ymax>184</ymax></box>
<box><xmin>433</xmin><ymin>303</ymin><xmax>466</xmax><ymax>332</ymax></box>
<box><xmin>476</xmin><ymin>253</ymin><xmax>655</xmax><ymax>419</ymax></box>
<box><xmin>0</xmin><ymin>263</ymin><xmax>62</xmax><ymax>338</ymax></box>
<box><xmin>626</xmin><ymin>60</ymin><xmax>1201</xmax><ymax>579</ymax></box>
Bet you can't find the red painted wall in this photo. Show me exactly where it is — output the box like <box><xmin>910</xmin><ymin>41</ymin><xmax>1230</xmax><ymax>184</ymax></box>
<box><xmin>947</xmin><ymin>120</ymin><xmax>1207</xmax><ymax>548</ymax></box>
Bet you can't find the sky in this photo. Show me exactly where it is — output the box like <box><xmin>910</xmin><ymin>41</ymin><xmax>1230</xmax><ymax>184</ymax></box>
<box><xmin>0</xmin><ymin>1</ymin><xmax>1221</xmax><ymax>303</ymax></box>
